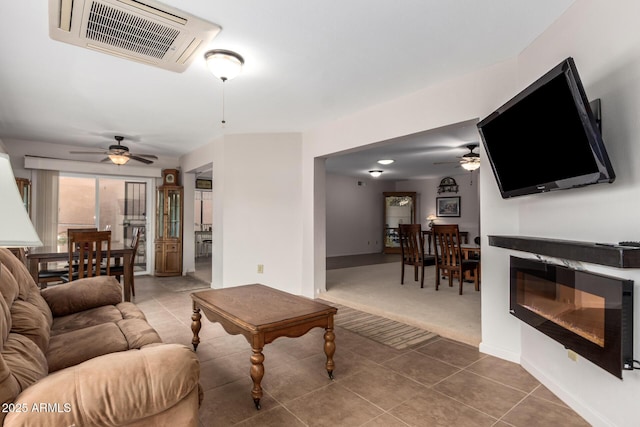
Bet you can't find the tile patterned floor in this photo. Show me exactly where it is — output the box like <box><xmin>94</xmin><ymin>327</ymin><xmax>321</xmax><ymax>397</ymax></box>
<box><xmin>132</xmin><ymin>275</ymin><xmax>589</xmax><ymax>427</ymax></box>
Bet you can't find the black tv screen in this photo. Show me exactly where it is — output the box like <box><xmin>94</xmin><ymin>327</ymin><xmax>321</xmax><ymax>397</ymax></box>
<box><xmin>477</xmin><ymin>57</ymin><xmax>615</xmax><ymax>199</ymax></box>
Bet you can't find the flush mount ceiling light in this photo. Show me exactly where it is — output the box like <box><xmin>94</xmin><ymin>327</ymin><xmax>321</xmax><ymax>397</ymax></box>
<box><xmin>205</xmin><ymin>49</ymin><xmax>244</xmax><ymax>81</ymax></box>
<box><xmin>204</xmin><ymin>49</ymin><xmax>245</xmax><ymax>124</ymax></box>
<box><xmin>369</xmin><ymin>170</ymin><xmax>383</xmax><ymax>178</ymax></box>
<box><xmin>377</xmin><ymin>159</ymin><xmax>394</xmax><ymax>165</ymax></box>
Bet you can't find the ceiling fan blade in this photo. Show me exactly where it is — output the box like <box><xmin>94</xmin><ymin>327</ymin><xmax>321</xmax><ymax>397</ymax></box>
<box><xmin>129</xmin><ymin>155</ymin><xmax>154</xmax><ymax>165</ymax></box>
<box><xmin>433</xmin><ymin>161</ymin><xmax>460</xmax><ymax>165</ymax></box>
<box><xmin>70</xmin><ymin>150</ymin><xmax>107</xmax><ymax>154</ymax></box>
<box><xmin>100</xmin><ymin>157</ymin><xmax>112</xmax><ymax>163</ymax></box>
<box><xmin>133</xmin><ymin>153</ymin><xmax>159</xmax><ymax>159</ymax></box>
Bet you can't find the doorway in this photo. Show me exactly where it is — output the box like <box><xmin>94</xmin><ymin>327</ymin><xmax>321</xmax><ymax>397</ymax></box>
<box><xmin>322</xmin><ymin>120</ymin><xmax>482</xmax><ymax>345</ymax></box>
<box><xmin>58</xmin><ymin>174</ymin><xmax>153</xmax><ymax>275</ymax></box>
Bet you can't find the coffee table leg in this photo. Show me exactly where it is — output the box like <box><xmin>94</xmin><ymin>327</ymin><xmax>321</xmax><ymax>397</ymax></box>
<box><xmin>191</xmin><ymin>306</ymin><xmax>202</xmax><ymax>351</ymax></box>
<box><xmin>324</xmin><ymin>327</ymin><xmax>336</xmax><ymax>379</ymax></box>
<box><xmin>250</xmin><ymin>347</ymin><xmax>265</xmax><ymax>409</ymax></box>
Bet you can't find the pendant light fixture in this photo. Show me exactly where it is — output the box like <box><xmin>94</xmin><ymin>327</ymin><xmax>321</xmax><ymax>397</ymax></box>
<box><xmin>204</xmin><ymin>49</ymin><xmax>244</xmax><ymax>124</ymax></box>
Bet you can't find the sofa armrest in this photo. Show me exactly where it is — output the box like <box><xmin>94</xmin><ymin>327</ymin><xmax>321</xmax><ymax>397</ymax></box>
<box><xmin>3</xmin><ymin>344</ymin><xmax>200</xmax><ymax>426</ymax></box>
<box><xmin>40</xmin><ymin>276</ymin><xmax>122</xmax><ymax>316</ymax></box>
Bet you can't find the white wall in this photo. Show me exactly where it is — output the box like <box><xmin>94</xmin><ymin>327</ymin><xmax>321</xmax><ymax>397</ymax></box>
<box><xmin>396</xmin><ymin>172</ymin><xmax>481</xmax><ymax>241</ymax></box>
<box><xmin>304</xmin><ymin>57</ymin><xmax>518</xmax><ymax>339</ymax></box>
<box><xmin>325</xmin><ymin>174</ymin><xmax>394</xmax><ymax>256</ymax></box>
<box><xmin>182</xmin><ymin>172</ymin><xmax>196</xmax><ymax>275</ymax></box>
<box><xmin>496</xmin><ymin>1</ymin><xmax>640</xmax><ymax>426</ymax></box>
<box><xmin>206</xmin><ymin>133</ymin><xmax>304</xmax><ymax>294</ymax></box>
<box><xmin>303</xmin><ymin>2</ymin><xmax>640</xmax><ymax>425</ymax></box>
<box><xmin>326</xmin><ymin>172</ymin><xmax>480</xmax><ymax>257</ymax></box>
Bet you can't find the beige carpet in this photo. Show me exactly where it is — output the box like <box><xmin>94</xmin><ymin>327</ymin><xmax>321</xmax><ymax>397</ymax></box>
<box><xmin>323</xmin><ymin>301</ymin><xmax>439</xmax><ymax>350</ymax></box>
<box><xmin>321</xmin><ymin>262</ymin><xmax>481</xmax><ymax>346</ymax></box>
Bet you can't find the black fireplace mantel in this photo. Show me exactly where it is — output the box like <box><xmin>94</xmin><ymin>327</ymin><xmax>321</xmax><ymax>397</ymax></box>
<box><xmin>488</xmin><ymin>235</ymin><xmax>640</xmax><ymax>268</ymax></box>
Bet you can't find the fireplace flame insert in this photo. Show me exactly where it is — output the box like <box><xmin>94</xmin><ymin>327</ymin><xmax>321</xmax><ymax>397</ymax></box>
<box><xmin>510</xmin><ymin>256</ymin><xmax>633</xmax><ymax>378</ymax></box>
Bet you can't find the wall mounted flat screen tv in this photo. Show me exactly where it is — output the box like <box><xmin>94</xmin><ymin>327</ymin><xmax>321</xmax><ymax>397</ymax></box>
<box><xmin>477</xmin><ymin>57</ymin><xmax>615</xmax><ymax>199</ymax></box>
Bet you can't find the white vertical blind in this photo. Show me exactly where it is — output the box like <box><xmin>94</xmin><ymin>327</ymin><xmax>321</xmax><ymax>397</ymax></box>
<box><xmin>34</xmin><ymin>169</ymin><xmax>59</xmax><ymax>247</ymax></box>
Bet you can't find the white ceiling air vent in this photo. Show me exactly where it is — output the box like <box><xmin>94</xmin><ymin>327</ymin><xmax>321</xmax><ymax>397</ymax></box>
<box><xmin>49</xmin><ymin>0</ymin><xmax>221</xmax><ymax>72</ymax></box>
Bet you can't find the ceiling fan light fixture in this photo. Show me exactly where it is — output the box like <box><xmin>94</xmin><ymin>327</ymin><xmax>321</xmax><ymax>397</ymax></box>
<box><xmin>461</xmin><ymin>160</ymin><xmax>480</xmax><ymax>171</ymax></box>
<box><xmin>369</xmin><ymin>170</ymin><xmax>383</xmax><ymax>178</ymax></box>
<box><xmin>109</xmin><ymin>154</ymin><xmax>130</xmax><ymax>165</ymax></box>
<box><xmin>204</xmin><ymin>49</ymin><xmax>244</xmax><ymax>81</ymax></box>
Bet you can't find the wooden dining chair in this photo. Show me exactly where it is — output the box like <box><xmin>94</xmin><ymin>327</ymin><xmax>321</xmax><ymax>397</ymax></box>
<box><xmin>399</xmin><ymin>224</ymin><xmax>435</xmax><ymax>288</ymax></box>
<box><xmin>431</xmin><ymin>224</ymin><xmax>479</xmax><ymax>295</ymax></box>
<box><xmin>35</xmin><ymin>227</ymin><xmax>98</xmax><ymax>286</ymax></box>
<box><xmin>107</xmin><ymin>227</ymin><xmax>141</xmax><ymax>296</ymax></box>
<box><xmin>62</xmin><ymin>230</ymin><xmax>111</xmax><ymax>282</ymax></box>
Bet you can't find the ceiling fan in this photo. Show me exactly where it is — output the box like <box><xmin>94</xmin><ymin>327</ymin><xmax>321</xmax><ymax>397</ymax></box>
<box><xmin>70</xmin><ymin>136</ymin><xmax>159</xmax><ymax>165</ymax></box>
<box><xmin>433</xmin><ymin>144</ymin><xmax>480</xmax><ymax>171</ymax></box>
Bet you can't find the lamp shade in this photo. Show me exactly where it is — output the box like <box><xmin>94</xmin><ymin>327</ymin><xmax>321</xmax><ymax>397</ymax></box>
<box><xmin>204</xmin><ymin>49</ymin><xmax>244</xmax><ymax>81</ymax></box>
<box><xmin>0</xmin><ymin>153</ymin><xmax>42</xmax><ymax>247</ymax></box>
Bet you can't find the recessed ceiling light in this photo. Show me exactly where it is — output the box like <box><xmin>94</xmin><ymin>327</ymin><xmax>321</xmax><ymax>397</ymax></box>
<box><xmin>369</xmin><ymin>170</ymin><xmax>383</xmax><ymax>178</ymax></box>
<box><xmin>377</xmin><ymin>159</ymin><xmax>394</xmax><ymax>165</ymax></box>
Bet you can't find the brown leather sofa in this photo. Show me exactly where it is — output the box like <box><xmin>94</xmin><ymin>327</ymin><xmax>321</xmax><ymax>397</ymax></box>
<box><xmin>0</xmin><ymin>248</ymin><xmax>201</xmax><ymax>426</ymax></box>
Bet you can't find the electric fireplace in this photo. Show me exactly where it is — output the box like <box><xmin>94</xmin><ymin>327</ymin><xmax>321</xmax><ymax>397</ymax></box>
<box><xmin>510</xmin><ymin>256</ymin><xmax>634</xmax><ymax>378</ymax></box>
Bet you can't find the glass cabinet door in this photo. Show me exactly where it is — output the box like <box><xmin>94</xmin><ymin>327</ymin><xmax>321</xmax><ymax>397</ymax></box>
<box><xmin>156</xmin><ymin>189</ymin><xmax>165</xmax><ymax>238</ymax></box>
<box><xmin>383</xmin><ymin>192</ymin><xmax>416</xmax><ymax>253</ymax></box>
<box><xmin>167</xmin><ymin>189</ymin><xmax>181</xmax><ymax>238</ymax></box>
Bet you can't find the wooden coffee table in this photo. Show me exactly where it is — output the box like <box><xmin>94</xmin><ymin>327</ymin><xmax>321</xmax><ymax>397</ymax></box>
<box><xmin>191</xmin><ymin>284</ymin><xmax>337</xmax><ymax>409</ymax></box>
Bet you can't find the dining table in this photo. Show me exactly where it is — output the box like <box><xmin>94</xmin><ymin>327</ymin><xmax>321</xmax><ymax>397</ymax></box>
<box><xmin>461</xmin><ymin>244</ymin><xmax>481</xmax><ymax>284</ymax></box>
<box><xmin>26</xmin><ymin>243</ymin><xmax>135</xmax><ymax>302</ymax></box>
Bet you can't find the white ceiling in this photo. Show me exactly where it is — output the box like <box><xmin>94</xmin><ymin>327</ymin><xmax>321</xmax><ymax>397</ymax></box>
<box><xmin>0</xmin><ymin>0</ymin><xmax>574</xmax><ymax>176</ymax></box>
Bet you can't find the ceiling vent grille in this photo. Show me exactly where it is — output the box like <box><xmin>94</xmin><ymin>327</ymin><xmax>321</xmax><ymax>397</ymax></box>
<box><xmin>49</xmin><ymin>0</ymin><xmax>221</xmax><ymax>72</ymax></box>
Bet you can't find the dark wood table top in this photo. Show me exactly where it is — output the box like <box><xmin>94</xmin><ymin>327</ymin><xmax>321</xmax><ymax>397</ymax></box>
<box><xmin>191</xmin><ymin>284</ymin><xmax>336</xmax><ymax>331</ymax></box>
<box><xmin>27</xmin><ymin>243</ymin><xmax>131</xmax><ymax>258</ymax></box>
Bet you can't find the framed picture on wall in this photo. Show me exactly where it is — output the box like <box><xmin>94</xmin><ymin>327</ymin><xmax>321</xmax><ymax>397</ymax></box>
<box><xmin>436</xmin><ymin>196</ymin><xmax>461</xmax><ymax>217</ymax></box>
<box><xmin>196</xmin><ymin>179</ymin><xmax>212</xmax><ymax>190</ymax></box>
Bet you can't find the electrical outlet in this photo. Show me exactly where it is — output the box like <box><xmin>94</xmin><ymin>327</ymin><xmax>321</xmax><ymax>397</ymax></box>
<box><xmin>567</xmin><ymin>350</ymin><xmax>578</xmax><ymax>362</ymax></box>
<box><xmin>257</xmin><ymin>264</ymin><xmax>264</xmax><ymax>274</ymax></box>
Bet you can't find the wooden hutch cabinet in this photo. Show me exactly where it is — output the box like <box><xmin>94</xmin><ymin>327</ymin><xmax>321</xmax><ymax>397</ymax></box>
<box><xmin>154</xmin><ymin>169</ymin><xmax>183</xmax><ymax>276</ymax></box>
<box><xmin>383</xmin><ymin>192</ymin><xmax>416</xmax><ymax>254</ymax></box>
<box><xmin>15</xmin><ymin>178</ymin><xmax>31</xmax><ymax>215</ymax></box>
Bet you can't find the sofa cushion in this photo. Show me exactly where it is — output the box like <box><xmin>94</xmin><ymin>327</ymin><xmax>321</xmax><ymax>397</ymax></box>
<box><xmin>0</xmin><ymin>332</ymin><xmax>48</xmax><ymax>424</ymax></box>
<box><xmin>116</xmin><ymin>318</ymin><xmax>162</xmax><ymax>349</ymax></box>
<box><xmin>0</xmin><ymin>265</ymin><xmax>18</xmax><ymax>312</ymax></box>
<box><xmin>2</xmin><ymin>333</ymin><xmax>48</xmax><ymax>392</ymax></box>
<box><xmin>47</xmin><ymin>323</ymin><xmax>129</xmax><ymax>372</ymax></box>
<box><xmin>0</xmin><ymin>250</ymin><xmax>53</xmax><ymax>329</ymax></box>
<box><xmin>0</xmin><ymin>295</ymin><xmax>18</xmax><ymax>425</ymax></box>
<box><xmin>0</xmin><ymin>288</ymin><xmax>10</xmax><ymax>347</ymax></box>
<box><xmin>50</xmin><ymin>305</ymin><xmax>124</xmax><ymax>337</ymax></box>
<box><xmin>41</xmin><ymin>276</ymin><xmax>122</xmax><ymax>317</ymax></box>
<box><xmin>116</xmin><ymin>301</ymin><xmax>148</xmax><ymax>320</ymax></box>
<box><xmin>9</xmin><ymin>300</ymin><xmax>50</xmax><ymax>353</ymax></box>
<box><xmin>0</xmin><ymin>355</ymin><xmax>21</xmax><ymax>426</ymax></box>
<box><xmin>4</xmin><ymin>344</ymin><xmax>200</xmax><ymax>427</ymax></box>
<box><xmin>0</xmin><ymin>262</ymin><xmax>51</xmax><ymax>353</ymax></box>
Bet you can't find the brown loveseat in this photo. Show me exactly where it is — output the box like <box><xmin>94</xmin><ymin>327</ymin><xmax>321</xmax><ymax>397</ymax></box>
<box><xmin>0</xmin><ymin>248</ymin><xmax>201</xmax><ymax>426</ymax></box>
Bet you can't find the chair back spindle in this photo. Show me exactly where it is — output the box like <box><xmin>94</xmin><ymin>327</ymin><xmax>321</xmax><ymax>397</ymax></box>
<box><xmin>399</xmin><ymin>224</ymin><xmax>434</xmax><ymax>288</ymax></box>
<box><xmin>67</xmin><ymin>230</ymin><xmax>111</xmax><ymax>281</ymax></box>
<box><xmin>432</xmin><ymin>224</ymin><xmax>479</xmax><ymax>295</ymax></box>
